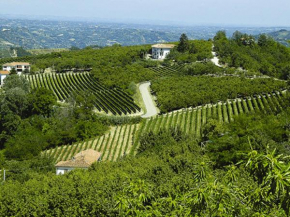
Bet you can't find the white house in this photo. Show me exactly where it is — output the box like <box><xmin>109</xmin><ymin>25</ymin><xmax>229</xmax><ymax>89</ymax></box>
<box><xmin>55</xmin><ymin>149</ymin><xmax>102</xmax><ymax>175</ymax></box>
<box><xmin>2</xmin><ymin>62</ymin><xmax>31</xmax><ymax>75</ymax></box>
<box><xmin>0</xmin><ymin>70</ymin><xmax>9</xmax><ymax>86</ymax></box>
<box><xmin>152</xmin><ymin>44</ymin><xmax>175</xmax><ymax>60</ymax></box>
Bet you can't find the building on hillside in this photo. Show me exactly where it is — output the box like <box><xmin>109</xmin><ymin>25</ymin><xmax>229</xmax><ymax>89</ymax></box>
<box><xmin>55</xmin><ymin>149</ymin><xmax>102</xmax><ymax>175</ymax></box>
<box><xmin>151</xmin><ymin>44</ymin><xmax>175</xmax><ymax>60</ymax></box>
<box><xmin>0</xmin><ymin>70</ymin><xmax>9</xmax><ymax>86</ymax></box>
<box><xmin>2</xmin><ymin>62</ymin><xmax>31</xmax><ymax>75</ymax></box>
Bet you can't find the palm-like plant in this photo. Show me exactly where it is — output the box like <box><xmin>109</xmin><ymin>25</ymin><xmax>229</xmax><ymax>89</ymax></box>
<box><xmin>244</xmin><ymin>141</ymin><xmax>290</xmax><ymax>215</ymax></box>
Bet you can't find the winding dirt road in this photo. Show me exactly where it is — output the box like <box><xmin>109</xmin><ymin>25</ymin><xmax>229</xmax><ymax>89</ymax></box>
<box><xmin>139</xmin><ymin>82</ymin><xmax>158</xmax><ymax>118</ymax></box>
<box><xmin>211</xmin><ymin>46</ymin><xmax>222</xmax><ymax>67</ymax></box>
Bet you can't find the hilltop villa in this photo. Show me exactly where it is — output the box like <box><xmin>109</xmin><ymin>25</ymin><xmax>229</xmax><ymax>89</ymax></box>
<box><xmin>2</xmin><ymin>62</ymin><xmax>31</xmax><ymax>75</ymax></box>
<box><xmin>152</xmin><ymin>44</ymin><xmax>175</xmax><ymax>60</ymax></box>
<box><xmin>55</xmin><ymin>149</ymin><xmax>102</xmax><ymax>175</ymax></box>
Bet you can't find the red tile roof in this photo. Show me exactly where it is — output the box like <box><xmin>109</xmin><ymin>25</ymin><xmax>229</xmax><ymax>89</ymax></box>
<box><xmin>0</xmin><ymin>70</ymin><xmax>9</xmax><ymax>75</ymax></box>
<box><xmin>152</xmin><ymin>44</ymin><xmax>176</xmax><ymax>49</ymax></box>
<box><xmin>55</xmin><ymin>149</ymin><xmax>102</xmax><ymax>168</ymax></box>
<box><xmin>3</xmin><ymin>62</ymin><xmax>30</xmax><ymax>66</ymax></box>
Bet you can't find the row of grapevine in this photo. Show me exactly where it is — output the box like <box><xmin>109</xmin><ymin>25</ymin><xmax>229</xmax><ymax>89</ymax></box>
<box><xmin>43</xmin><ymin>124</ymin><xmax>140</xmax><ymax>163</ymax></box>
<box><xmin>149</xmin><ymin>65</ymin><xmax>184</xmax><ymax>77</ymax></box>
<box><xmin>43</xmin><ymin>91</ymin><xmax>287</xmax><ymax>162</ymax></box>
<box><xmin>130</xmin><ymin>91</ymin><xmax>287</xmax><ymax>154</ymax></box>
<box><xmin>24</xmin><ymin>72</ymin><xmax>141</xmax><ymax>115</ymax></box>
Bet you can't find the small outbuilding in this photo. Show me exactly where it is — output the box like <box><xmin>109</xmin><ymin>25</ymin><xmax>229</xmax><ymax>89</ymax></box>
<box><xmin>2</xmin><ymin>62</ymin><xmax>31</xmax><ymax>75</ymax></box>
<box><xmin>151</xmin><ymin>44</ymin><xmax>175</xmax><ymax>60</ymax></box>
<box><xmin>55</xmin><ymin>149</ymin><xmax>102</xmax><ymax>175</ymax></box>
<box><xmin>0</xmin><ymin>70</ymin><xmax>9</xmax><ymax>86</ymax></box>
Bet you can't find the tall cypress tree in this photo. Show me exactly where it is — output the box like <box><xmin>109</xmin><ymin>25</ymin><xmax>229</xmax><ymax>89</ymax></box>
<box><xmin>177</xmin><ymin>33</ymin><xmax>189</xmax><ymax>53</ymax></box>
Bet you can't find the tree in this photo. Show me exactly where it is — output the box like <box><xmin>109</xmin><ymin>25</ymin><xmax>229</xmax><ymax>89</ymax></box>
<box><xmin>2</xmin><ymin>75</ymin><xmax>30</xmax><ymax>93</ymax></box>
<box><xmin>0</xmin><ymin>88</ymin><xmax>30</xmax><ymax>118</ymax></box>
<box><xmin>28</xmin><ymin>88</ymin><xmax>57</xmax><ymax>117</ymax></box>
<box><xmin>67</xmin><ymin>90</ymin><xmax>96</xmax><ymax>119</ymax></box>
<box><xmin>4</xmin><ymin>125</ymin><xmax>47</xmax><ymax>160</ymax></box>
<box><xmin>177</xmin><ymin>33</ymin><xmax>189</xmax><ymax>52</ymax></box>
<box><xmin>258</xmin><ymin>34</ymin><xmax>268</xmax><ymax>47</ymax></box>
<box><xmin>9</xmin><ymin>68</ymin><xmax>17</xmax><ymax>75</ymax></box>
<box><xmin>214</xmin><ymin>31</ymin><xmax>227</xmax><ymax>41</ymax></box>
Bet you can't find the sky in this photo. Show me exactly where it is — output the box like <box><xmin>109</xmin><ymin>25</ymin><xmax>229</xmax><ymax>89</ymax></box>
<box><xmin>0</xmin><ymin>0</ymin><xmax>289</xmax><ymax>27</ymax></box>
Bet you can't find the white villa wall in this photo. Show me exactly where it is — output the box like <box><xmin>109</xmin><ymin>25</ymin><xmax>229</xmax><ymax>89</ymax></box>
<box><xmin>2</xmin><ymin>65</ymin><xmax>30</xmax><ymax>75</ymax></box>
<box><xmin>0</xmin><ymin>74</ymin><xmax>7</xmax><ymax>86</ymax></box>
<box><xmin>3</xmin><ymin>66</ymin><xmax>12</xmax><ymax>71</ymax></box>
<box><xmin>56</xmin><ymin>167</ymin><xmax>89</xmax><ymax>175</ymax></box>
<box><xmin>152</xmin><ymin>48</ymin><xmax>171</xmax><ymax>60</ymax></box>
<box><xmin>56</xmin><ymin>167</ymin><xmax>75</xmax><ymax>175</ymax></box>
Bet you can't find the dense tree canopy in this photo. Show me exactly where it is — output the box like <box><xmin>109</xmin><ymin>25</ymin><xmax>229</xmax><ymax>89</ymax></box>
<box><xmin>0</xmin><ymin>76</ymin><xmax>109</xmax><ymax>159</ymax></box>
<box><xmin>151</xmin><ymin>76</ymin><xmax>287</xmax><ymax>112</ymax></box>
<box><xmin>166</xmin><ymin>39</ymin><xmax>213</xmax><ymax>64</ymax></box>
<box><xmin>0</xmin><ymin>108</ymin><xmax>290</xmax><ymax>216</ymax></box>
<box><xmin>214</xmin><ymin>31</ymin><xmax>290</xmax><ymax>79</ymax></box>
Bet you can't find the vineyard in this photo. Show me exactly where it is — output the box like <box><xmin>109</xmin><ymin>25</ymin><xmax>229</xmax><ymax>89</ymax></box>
<box><xmin>24</xmin><ymin>73</ymin><xmax>141</xmax><ymax>115</ymax></box>
<box><xmin>44</xmin><ymin>124</ymin><xmax>139</xmax><ymax>162</ymax></box>
<box><xmin>129</xmin><ymin>91</ymin><xmax>287</xmax><ymax>155</ymax></box>
<box><xmin>45</xmin><ymin>91</ymin><xmax>287</xmax><ymax>163</ymax></box>
<box><xmin>149</xmin><ymin>65</ymin><xmax>184</xmax><ymax>77</ymax></box>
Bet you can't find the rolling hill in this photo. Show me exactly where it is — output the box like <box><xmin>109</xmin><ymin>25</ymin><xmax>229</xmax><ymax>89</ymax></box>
<box><xmin>267</xmin><ymin>29</ymin><xmax>290</xmax><ymax>46</ymax></box>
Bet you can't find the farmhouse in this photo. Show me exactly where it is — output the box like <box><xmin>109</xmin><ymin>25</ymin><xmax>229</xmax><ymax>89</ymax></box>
<box><xmin>152</xmin><ymin>44</ymin><xmax>175</xmax><ymax>60</ymax></box>
<box><xmin>0</xmin><ymin>70</ymin><xmax>9</xmax><ymax>86</ymax></box>
<box><xmin>55</xmin><ymin>149</ymin><xmax>102</xmax><ymax>175</ymax></box>
<box><xmin>2</xmin><ymin>62</ymin><xmax>31</xmax><ymax>75</ymax></box>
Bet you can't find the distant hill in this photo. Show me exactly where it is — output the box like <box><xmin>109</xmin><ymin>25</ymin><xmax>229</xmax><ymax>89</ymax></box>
<box><xmin>267</xmin><ymin>29</ymin><xmax>290</xmax><ymax>46</ymax></box>
<box><xmin>0</xmin><ymin>17</ymin><xmax>286</xmax><ymax>51</ymax></box>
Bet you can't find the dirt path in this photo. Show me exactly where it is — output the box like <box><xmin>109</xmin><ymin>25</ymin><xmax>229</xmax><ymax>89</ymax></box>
<box><xmin>211</xmin><ymin>46</ymin><xmax>222</xmax><ymax>67</ymax></box>
<box><xmin>139</xmin><ymin>82</ymin><xmax>158</xmax><ymax>118</ymax></box>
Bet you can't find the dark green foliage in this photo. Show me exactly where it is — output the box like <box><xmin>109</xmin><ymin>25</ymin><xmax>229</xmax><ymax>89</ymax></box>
<box><xmin>4</xmin><ymin>122</ymin><xmax>48</xmax><ymax>160</ymax></box>
<box><xmin>166</xmin><ymin>39</ymin><xmax>213</xmax><ymax>64</ymax></box>
<box><xmin>0</xmin><ymin>110</ymin><xmax>290</xmax><ymax>216</ymax></box>
<box><xmin>206</xmin><ymin>110</ymin><xmax>290</xmax><ymax>168</ymax></box>
<box><xmin>177</xmin><ymin>33</ymin><xmax>189</xmax><ymax>52</ymax></box>
<box><xmin>138</xmin><ymin>128</ymin><xmax>183</xmax><ymax>154</ymax></box>
<box><xmin>9</xmin><ymin>68</ymin><xmax>17</xmax><ymax>75</ymax></box>
<box><xmin>2</xmin><ymin>75</ymin><xmax>30</xmax><ymax>93</ymax></box>
<box><xmin>28</xmin><ymin>88</ymin><xmax>56</xmax><ymax>117</ymax></box>
<box><xmin>214</xmin><ymin>31</ymin><xmax>290</xmax><ymax>78</ymax></box>
<box><xmin>182</xmin><ymin>62</ymin><xmax>219</xmax><ymax>75</ymax></box>
<box><xmin>151</xmin><ymin>76</ymin><xmax>286</xmax><ymax>112</ymax></box>
<box><xmin>0</xmin><ymin>75</ymin><xmax>108</xmax><ymax>159</ymax></box>
<box><xmin>3</xmin><ymin>155</ymin><xmax>54</xmax><ymax>183</ymax></box>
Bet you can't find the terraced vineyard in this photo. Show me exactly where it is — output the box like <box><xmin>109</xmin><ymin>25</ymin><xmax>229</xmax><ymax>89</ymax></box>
<box><xmin>44</xmin><ymin>91</ymin><xmax>287</xmax><ymax>162</ymax></box>
<box><xmin>130</xmin><ymin>91</ymin><xmax>288</xmax><ymax>155</ymax></box>
<box><xmin>44</xmin><ymin>124</ymin><xmax>139</xmax><ymax>162</ymax></box>
<box><xmin>24</xmin><ymin>73</ymin><xmax>141</xmax><ymax>115</ymax></box>
<box><xmin>149</xmin><ymin>65</ymin><xmax>184</xmax><ymax>76</ymax></box>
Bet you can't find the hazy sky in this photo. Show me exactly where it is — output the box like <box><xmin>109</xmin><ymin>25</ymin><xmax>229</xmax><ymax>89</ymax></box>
<box><xmin>0</xmin><ymin>0</ymin><xmax>289</xmax><ymax>26</ymax></box>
